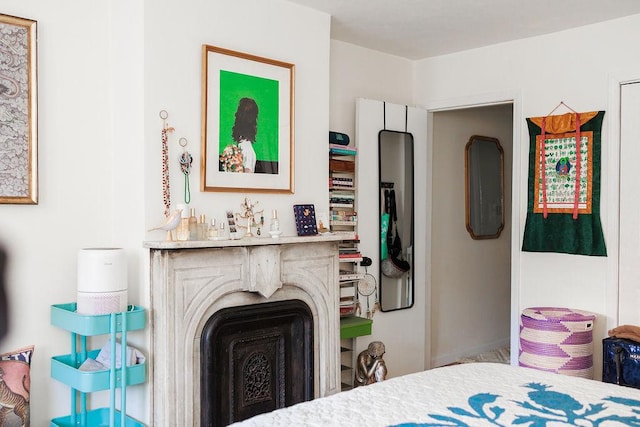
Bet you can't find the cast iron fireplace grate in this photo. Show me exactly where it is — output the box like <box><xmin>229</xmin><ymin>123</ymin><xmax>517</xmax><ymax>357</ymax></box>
<box><xmin>200</xmin><ymin>299</ymin><xmax>314</xmax><ymax>426</ymax></box>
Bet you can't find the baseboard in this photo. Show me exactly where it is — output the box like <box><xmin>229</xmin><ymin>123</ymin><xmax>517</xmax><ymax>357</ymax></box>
<box><xmin>431</xmin><ymin>337</ymin><xmax>510</xmax><ymax>368</ymax></box>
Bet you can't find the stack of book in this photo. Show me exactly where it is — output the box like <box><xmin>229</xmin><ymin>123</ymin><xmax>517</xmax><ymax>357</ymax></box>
<box><xmin>329</xmin><ymin>175</ymin><xmax>354</xmax><ymax>190</ymax></box>
<box><xmin>329</xmin><ymin>158</ymin><xmax>355</xmax><ymax>173</ymax></box>
<box><xmin>330</xmin><ymin>192</ymin><xmax>354</xmax><ymax>208</ymax></box>
<box><xmin>339</xmin><ymin>269</ymin><xmax>364</xmax><ymax>316</ymax></box>
<box><xmin>331</xmin><ymin>209</ymin><xmax>357</xmax><ymax>226</ymax></box>
<box><xmin>329</xmin><ymin>144</ymin><xmax>357</xmax><ymax>156</ymax></box>
<box><xmin>338</xmin><ymin>240</ymin><xmax>362</xmax><ymax>262</ymax></box>
<box><xmin>339</xmin><ymin>270</ymin><xmax>366</xmax><ymax>281</ymax></box>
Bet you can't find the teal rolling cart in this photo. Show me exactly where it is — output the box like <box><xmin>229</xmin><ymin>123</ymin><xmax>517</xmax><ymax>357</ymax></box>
<box><xmin>50</xmin><ymin>303</ymin><xmax>146</xmax><ymax>427</ymax></box>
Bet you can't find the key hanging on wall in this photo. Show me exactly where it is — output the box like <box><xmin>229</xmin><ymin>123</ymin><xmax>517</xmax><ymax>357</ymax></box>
<box><xmin>178</xmin><ymin>137</ymin><xmax>193</xmax><ymax>204</ymax></box>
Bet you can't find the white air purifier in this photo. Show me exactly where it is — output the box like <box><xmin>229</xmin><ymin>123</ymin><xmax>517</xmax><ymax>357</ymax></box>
<box><xmin>77</xmin><ymin>248</ymin><xmax>128</xmax><ymax>315</ymax></box>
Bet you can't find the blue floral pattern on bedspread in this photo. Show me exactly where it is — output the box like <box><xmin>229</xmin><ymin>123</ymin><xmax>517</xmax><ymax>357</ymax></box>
<box><xmin>391</xmin><ymin>382</ymin><xmax>640</xmax><ymax>426</ymax></box>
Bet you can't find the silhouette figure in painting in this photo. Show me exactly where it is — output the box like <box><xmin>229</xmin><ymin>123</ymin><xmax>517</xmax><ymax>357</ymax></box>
<box><xmin>232</xmin><ymin>97</ymin><xmax>259</xmax><ymax>173</ymax></box>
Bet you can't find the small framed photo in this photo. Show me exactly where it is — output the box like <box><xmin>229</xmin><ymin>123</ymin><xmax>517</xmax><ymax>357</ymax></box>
<box><xmin>293</xmin><ymin>204</ymin><xmax>318</xmax><ymax>236</ymax></box>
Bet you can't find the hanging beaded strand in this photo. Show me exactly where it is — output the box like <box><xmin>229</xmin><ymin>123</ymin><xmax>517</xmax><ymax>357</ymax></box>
<box><xmin>178</xmin><ymin>137</ymin><xmax>193</xmax><ymax>204</ymax></box>
<box><xmin>160</xmin><ymin>110</ymin><xmax>174</xmax><ymax>218</ymax></box>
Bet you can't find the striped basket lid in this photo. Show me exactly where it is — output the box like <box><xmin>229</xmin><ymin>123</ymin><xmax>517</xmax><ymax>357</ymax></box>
<box><xmin>522</xmin><ymin>307</ymin><xmax>596</xmax><ymax>322</ymax></box>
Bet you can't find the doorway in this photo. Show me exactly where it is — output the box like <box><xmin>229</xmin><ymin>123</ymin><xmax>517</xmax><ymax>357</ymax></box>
<box><xmin>429</xmin><ymin>104</ymin><xmax>513</xmax><ymax>367</ymax></box>
<box><xmin>618</xmin><ymin>81</ymin><xmax>640</xmax><ymax>326</ymax></box>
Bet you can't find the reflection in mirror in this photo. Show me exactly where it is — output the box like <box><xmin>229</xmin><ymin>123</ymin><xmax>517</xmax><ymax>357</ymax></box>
<box><xmin>465</xmin><ymin>135</ymin><xmax>504</xmax><ymax>240</ymax></box>
<box><xmin>379</xmin><ymin>130</ymin><xmax>414</xmax><ymax>312</ymax></box>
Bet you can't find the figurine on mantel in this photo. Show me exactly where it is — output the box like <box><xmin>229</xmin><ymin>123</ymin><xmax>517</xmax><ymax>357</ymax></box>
<box><xmin>235</xmin><ymin>198</ymin><xmax>264</xmax><ymax>237</ymax></box>
<box><xmin>148</xmin><ymin>208</ymin><xmax>183</xmax><ymax>241</ymax></box>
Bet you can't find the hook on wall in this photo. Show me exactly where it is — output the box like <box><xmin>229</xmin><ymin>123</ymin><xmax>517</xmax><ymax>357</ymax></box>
<box><xmin>547</xmin><ymin>101</ymin><xmax>577</xmax><ymax>116</ymax></box>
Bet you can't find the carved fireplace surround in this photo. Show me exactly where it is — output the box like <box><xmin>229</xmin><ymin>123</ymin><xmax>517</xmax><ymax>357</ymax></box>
<box><xmin>145</xmin><ymin>234</ymin><xmax>350</xmax><ymax>426</ymax></box>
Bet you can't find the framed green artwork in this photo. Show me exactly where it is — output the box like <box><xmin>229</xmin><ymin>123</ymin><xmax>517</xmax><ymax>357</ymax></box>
<box><xmin>201</xmin><ymin>44</ymin><xmax>294</xmax><ymax>193</ymax></box>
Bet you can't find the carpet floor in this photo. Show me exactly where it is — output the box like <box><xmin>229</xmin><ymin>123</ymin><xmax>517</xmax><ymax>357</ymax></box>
<box><xmin>456</xmin><ymin>346</ymin><xmax>510</xmax><ymax>364</ymax></box>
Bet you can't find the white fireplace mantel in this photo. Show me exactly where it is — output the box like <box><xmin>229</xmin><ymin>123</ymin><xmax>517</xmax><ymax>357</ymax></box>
<box><xmin>145</xmin><ymin>233</ymin><xmax>352</xmax><ymax>426</ymax></box>
<box><xmin>143</xmin><ymin>232</ymin><xmax>355</xmax><ymax>250</ymax></box>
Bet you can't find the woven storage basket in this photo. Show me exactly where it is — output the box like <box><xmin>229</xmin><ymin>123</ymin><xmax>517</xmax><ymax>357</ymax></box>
<box><xmin>519</xmin><ymin>307</ymin><xmax>596</xmax><ymax>379</ymax></box>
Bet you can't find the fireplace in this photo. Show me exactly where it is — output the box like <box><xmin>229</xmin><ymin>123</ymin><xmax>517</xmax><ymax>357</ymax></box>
<box><xmin>200</xmin><ymin>299</ymin><xmax>313</xmax><ymax>426</ymax></box>
<box><xmin>146</xmin><ymin>236</ymin><xmax>345</xmax><ymax>426</ymax></box>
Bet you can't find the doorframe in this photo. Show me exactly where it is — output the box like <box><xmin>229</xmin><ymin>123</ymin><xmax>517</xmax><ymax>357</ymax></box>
<box><xmin>606</xmin><ymin>71</ymin><xmax>640</xmax><ymax>332</ymax></box>
<box><xmin>422</xmin><ymin>90</ymin><xmax>522</xmax><ymax>368</ymax></box>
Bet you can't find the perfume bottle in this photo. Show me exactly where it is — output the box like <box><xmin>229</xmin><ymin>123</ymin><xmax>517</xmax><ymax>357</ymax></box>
<box><xmin>208</xmin><ymin>218</ymin><xmax>219</xmax><ymax>240</ymax></box>
<box><xmin>219</xmin><ymin>221</ymin><xmax>229</xmax><ymax>240</ymax></box>
<box><xmin>188</xmin><ymin>208</ymin><xmax>198</xmax><ymax>240</ymax></box>
<box><xmin>270</xmin><ymin>209</ymin><xmax>280</xmax><ymax>232</ymax></box>
<box><xmin>176</xmin><ymin>204</ymin><xmax>190</xmax><ymax>241</ymax></box>
<box><xmin>198</xmin><ymin>214</ymin><xmax>208</xmax><ymax>241</ymax></box>
<box><xmin>269</xmin><ymin>209</ymin><xmax>282</xmax><ymax>238</ymax></box>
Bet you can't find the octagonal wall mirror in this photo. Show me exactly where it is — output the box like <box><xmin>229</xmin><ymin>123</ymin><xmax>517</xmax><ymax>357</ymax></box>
<box><xmin>379</xmin><ymin>130</ymin><xmax>414</xmax><ymax>311</ymax></box>
<box><xmin>465</xmin><ymin>135</ymin><xmax>504</xmax><ymax>240</ymax></box>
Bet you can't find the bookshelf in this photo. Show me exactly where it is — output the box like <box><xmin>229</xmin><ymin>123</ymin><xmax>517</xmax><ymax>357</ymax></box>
<box><xmin>329</xmin><ymin>134</ymin><xmax>373</xmax><ymax>391</ymax></box>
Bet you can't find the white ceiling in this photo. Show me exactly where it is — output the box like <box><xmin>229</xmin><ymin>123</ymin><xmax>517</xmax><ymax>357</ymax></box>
<box><xmin>286</xmin><ymin>0</ymin><xmax>640</xmax><ymax>59</ymax></box>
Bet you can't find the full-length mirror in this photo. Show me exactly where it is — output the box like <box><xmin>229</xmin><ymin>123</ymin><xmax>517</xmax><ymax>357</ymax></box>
<box><xmin>379</xmin><ymin>130</ymin><xmax>414</xmax><ymax>311</ymax></box>
<box><xmin>465</xmin><ymin>135</ymin><xmax>504</xmax><ymax>239</ymax></box>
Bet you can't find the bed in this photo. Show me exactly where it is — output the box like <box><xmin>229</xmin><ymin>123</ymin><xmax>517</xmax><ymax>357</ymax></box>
<box><xmin>231</xmin><ymin>363</ymin><xmax>640</xmax><ymax>426</ymax></box>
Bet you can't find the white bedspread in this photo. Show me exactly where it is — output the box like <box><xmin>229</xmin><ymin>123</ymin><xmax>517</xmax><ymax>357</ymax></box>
<box><xmin>231</xmin><ymin>363</ymin><xmax>640</xmax><ymax>426</ymax></box>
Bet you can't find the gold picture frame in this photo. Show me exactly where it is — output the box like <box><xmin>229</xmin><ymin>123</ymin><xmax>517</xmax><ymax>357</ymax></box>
<box><xmin>0</xmin><ymin>14</ymin><xmax>37</xmax><ymax>204</ymax></box>
<box><xmin>201</xmin><ymin>44</ymin><xmax>294</xmax><ymax>193</ymax></box>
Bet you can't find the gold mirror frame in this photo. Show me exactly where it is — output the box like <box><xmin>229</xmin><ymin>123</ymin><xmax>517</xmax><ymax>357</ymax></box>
<box><xmin>465</xmin><ymin>135</ymin><xmax>504</xmax><ymax>240</ymax></box>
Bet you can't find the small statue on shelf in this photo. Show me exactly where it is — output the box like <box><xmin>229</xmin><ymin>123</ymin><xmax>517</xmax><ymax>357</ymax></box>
<box><xmin>354</xmin><ymin>341</ymin><xmax>387</xmax><ymax>387</ymax></box>
<box><xmin>148</xmin><ymin>208</ymin><xmax>183</xmax><ymax>241</ymax></box>
<box><xmin>235</xmin><ymin>197</ymin><xmax>265</xmax><ymax>237</ymax></box>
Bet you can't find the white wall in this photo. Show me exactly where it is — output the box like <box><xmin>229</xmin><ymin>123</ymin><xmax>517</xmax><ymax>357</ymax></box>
<box><xmin>0</xmin><ymin>0</ymin><xmax>330</xmax><ymax>425</ymax></box>
<box><xmin>330</xmin><ymin>42</ymin><xmax>425</xmax><ymax>375</ymax></box>
<box><xmin>330</xmin><ymin>40</ymin><xmax>413</xmax><ymax>140</ymax></box>
<box><xmin>415</xmin><ymin>14</ymin><xmax>640</xmax><ymax>375</ymax></box>
<box><xmin>430</xmin><ymin>105</ymin><xmax>512</xmax><ymax>366</ymax></box>
<box><xmin>0</xmin><ymin>1</ymin><xmax>125</xmax><ymax>424</ymax></box>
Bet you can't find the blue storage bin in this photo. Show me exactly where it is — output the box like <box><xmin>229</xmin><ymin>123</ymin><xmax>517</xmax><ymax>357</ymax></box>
<box><xmin>51</xmin><ymin>303</ymin><xmax>146</xmax><ymax>335</ymax></box>
<box><xmin>51</xmin><ymin>349</ymin><xmax>146</xmax><ymax>392</ymax></box>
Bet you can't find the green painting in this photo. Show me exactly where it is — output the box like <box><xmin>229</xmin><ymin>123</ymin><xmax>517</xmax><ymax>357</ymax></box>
<box><xmin>219</xmin><ymin>70</ymin><xmax>279</xmax><ymax>174</ymax></box>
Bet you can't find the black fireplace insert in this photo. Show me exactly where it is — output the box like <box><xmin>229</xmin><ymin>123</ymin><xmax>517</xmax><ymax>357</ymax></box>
<box><xmin>200</xmin><ymin>299</ymin><xmax>314</xmax><ymax>426</ymax></box>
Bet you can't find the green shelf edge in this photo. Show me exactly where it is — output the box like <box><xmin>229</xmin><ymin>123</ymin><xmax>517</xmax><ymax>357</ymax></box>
<box><xmin>340</xmin><ymin>316</ymin><xmax>372</xmax><ymax>339</ymax></box>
